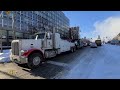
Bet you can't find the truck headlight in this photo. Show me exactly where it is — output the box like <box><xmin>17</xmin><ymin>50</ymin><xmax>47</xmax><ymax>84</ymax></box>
<box><xmin>20</xmin><ymin>50</ymin><xmax>28</xmax><ymax>56</ymax></box>
<box><xmin>20</xmin><ymin>50</ymin><xmax>25</xmax><ymax>55</ymax></box>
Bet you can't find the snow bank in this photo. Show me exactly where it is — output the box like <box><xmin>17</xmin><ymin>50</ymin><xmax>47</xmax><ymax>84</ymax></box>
<box><xmin>0</xmin><ymin>49</ymin><xmax>11</xmax><ymax>63</ymax></box>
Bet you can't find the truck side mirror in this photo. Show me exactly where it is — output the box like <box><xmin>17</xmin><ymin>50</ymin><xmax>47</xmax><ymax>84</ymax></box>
<box><xmin>35</xmin><ymin>35</ymin><xmax>38</xmax><ymax>40</ymax></box>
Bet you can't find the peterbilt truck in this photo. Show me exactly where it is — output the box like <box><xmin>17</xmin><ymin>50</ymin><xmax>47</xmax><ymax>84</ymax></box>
<box><xmin>10</xmin><ymin>31</ymin><xmax>76</xmax><ymax>69</ymax></box>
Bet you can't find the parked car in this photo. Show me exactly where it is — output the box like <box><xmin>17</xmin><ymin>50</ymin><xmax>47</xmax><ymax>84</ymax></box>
<box><xmin>90</xmin><ymin>42</ymin><xmax>97</xmax><ymax>48</ymax></box>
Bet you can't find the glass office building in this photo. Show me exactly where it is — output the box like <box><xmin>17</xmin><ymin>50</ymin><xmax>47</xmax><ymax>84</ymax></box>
<box><xmin>0</xmin><ymin>11</ymin><xmax>70</xmax><ymax>46</ymax></box>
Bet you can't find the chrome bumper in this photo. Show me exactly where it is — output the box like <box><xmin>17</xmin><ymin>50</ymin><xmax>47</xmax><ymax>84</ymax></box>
<box><xmin>10</xmin><ymin>55</ymin><xmax>28</xmax><ymax>64</ymax></box>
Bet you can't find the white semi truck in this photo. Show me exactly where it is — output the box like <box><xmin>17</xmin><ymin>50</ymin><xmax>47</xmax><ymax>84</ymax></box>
<box><xmin>10</xmin><ymin>31</ymin><xmax>76</xmax><ymax>69</ymax></box>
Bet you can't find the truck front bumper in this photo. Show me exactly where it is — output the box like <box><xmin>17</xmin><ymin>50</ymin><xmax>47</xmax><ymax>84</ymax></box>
<box><xmin>10</xmin><ymin>55</ymin><xmax>28</xmax><ymax>64</ymax></box>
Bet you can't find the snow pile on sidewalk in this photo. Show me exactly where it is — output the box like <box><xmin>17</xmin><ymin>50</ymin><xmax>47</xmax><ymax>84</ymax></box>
<box><xmin>0</xmin><ymin>50</ymin><xmax>11</xmax><ymax>63</ymax></box>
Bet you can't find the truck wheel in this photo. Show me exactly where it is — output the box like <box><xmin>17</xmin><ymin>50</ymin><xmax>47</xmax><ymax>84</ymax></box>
<box><xmin>74</xmin><ymin>47</ymin><xmax>76</xmax><ymax>52</ymax></box>
<box><xmin>27</xmin><ymin>53</ymin><xmax>43</xmax><ymax>69</ymax></box>
<box><xmin>70</xmin><ymin>48</ymin><xmax>74</xmax><ymax>53</ymax></box>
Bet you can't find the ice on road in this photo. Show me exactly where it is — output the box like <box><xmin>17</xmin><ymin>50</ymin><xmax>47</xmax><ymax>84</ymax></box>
<box><xmin>61</xmin><ymin>44</ymin><xmax>120</xmax><ymax>79</ymax></box>
<box><xmin>0</xmin><ymin>50</ymin><xmax>10</xmax><ymax>63</ymax></box>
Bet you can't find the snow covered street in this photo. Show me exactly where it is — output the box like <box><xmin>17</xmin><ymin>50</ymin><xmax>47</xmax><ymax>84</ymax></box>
<box><xmin>0</xmin><ymin>50</ymin><xmax>11</xmax><ymax>63</ymax></box>
<box><xmin>0</xmin><ymin>44</ymin><xmax>120</xmax><ymax>79</ymax></box>
<box><xmin>61</xmin><ymin>44</ymin><xmax>120</xmax><ymax>79</ymax></box>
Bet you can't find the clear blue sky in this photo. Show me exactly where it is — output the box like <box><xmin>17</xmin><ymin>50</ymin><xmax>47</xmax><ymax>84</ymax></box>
<box><xmin>63</xmin><ymin>11</ymin><xmax>120</xmax><ymax>39</ymax></box>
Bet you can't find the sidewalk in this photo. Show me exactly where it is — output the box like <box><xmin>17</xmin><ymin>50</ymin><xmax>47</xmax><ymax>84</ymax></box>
<box><xmin>0</xmin><ymin>50</ymin><xmax>11</xmax><ymax>63</ymax></box>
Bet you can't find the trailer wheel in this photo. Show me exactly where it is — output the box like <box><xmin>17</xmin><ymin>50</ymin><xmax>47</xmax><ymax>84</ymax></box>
<box><xmin>27</xmin><ymin>53</ymin><xmax>43</xmax><ymax>69</ymax></box>
<box><xmin>74</xmin><ymin>47</ymin><xmax>76</xmax><ymax>52</ymax></box>
<box><xmin>70</xmin><ymin>47</ymin><xmax>74</xmax><ymax>53</ymax></box>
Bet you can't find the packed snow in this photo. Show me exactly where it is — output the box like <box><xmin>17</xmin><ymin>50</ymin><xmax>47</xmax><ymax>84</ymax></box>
<box><xmin>89</xmin><ymin>44</ymin><xmax>120</xmax><ymax>79</ymax></box>
<box><xmin>0</xmin><ymin>49</ymin><xmax>11</xmax><ymax>63</ymax></box>
<box><xmin>61</xmin><ymin>44</ymin><xmax>120</xmax><ymax>79</ymax></box>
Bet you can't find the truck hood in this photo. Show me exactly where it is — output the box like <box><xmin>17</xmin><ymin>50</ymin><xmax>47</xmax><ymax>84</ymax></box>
<box><xmin>16</xmin><ymin>39</ymin><xmax>42</xmax><ymax>50</ymax></box>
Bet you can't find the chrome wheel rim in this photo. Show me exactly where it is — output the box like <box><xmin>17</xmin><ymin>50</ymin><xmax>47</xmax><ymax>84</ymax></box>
<box><xmin>33</xmin><ymin>56</ymin><xmax>41</xmax><ymax>66</ymax></box>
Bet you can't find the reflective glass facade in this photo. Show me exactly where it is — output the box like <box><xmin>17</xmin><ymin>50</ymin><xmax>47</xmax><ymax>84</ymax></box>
<box><xmin>0</xmin><ymin>11</ymin><xmax>70</xmax><ymax>46</ymax></box>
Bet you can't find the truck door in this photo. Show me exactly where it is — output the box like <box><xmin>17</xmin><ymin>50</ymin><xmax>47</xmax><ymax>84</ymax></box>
<box><xmin>46</xmin><ymin>33</ymin><xmax>53</xmax><ymax>49</ymax></box>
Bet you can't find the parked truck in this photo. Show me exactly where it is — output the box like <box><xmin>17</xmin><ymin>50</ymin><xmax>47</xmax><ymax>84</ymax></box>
<box><xmin>75</xmin><ymin>39</ymin><xmax>84</xmax><ymax>49</ymax></box>
<box><xmin>10</xmin><ymin>30</ymin><xmax>76</xmax><ymax>69</ymax></box>
<box><xmin>95</xmin><ymin>39</ymin><xmax>102</xmax><ymax>46</ymax></box>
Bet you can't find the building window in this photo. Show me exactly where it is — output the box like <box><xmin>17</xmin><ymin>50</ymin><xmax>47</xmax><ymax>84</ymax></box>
<box><xmin>16</xmin><ymin>32</ymin><xmax>23</xmax><ymax>39</ymax></box>
<box><xmin>3</xmin><ymin>19</ymin><xmax>7</xmax><ymax>26</ymax></box>
<box><xmin>0</xmin><ymin>18</ymin><xmax>2</xmax><ymax>25</ymax></box>
<box><xmin>0</xmin><ymin>30</ymin><xmax>7</xmax><ymax>37</ymax></box>
<box><xmin>8</xmin><ymin>19</ymin><xmax>12</xmax><ymax>26</ymax></box>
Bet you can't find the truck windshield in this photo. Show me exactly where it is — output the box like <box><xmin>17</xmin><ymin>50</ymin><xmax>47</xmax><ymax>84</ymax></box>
<box><xmin>36</xmin><ymin>33</ymin><xmax>45</xmax><ymax>39</ymax></box>
<box><xmin>29</xmin><ymin>33</ymin><xmax>45</xmax><ymax>39</ymax></box>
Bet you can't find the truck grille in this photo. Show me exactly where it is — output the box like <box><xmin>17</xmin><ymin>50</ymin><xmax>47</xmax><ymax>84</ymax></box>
<box><xmin>11</xmin><ymin>42</ymin><xmax>19</xmax><ymax>55</ymax></box>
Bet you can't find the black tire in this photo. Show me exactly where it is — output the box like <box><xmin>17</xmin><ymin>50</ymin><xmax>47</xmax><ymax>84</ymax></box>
<box><xmin>74</xmin><ymin>47</ymin><xmax>76</xmax><ymax>52</ymax></box>
<box><xmin>75</xmin><ymin>45</ymin><xmax>78</xmax><ymax>50</ymax></box>
<box><xmin>27</xmin><ymin>53</ymin><xmax>44</xmax><ymax>69</ymax></box>
<box><xmin>70</xmin><ymin>47</ymin><xmax>74</xmax><ymax>53</ymax></box>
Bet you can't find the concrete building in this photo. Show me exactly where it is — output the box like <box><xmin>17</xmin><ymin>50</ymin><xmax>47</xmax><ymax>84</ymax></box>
<box><xmin>113</xmin><ymin>33</ymin><xmax>120</xmax><ymax>41</ymax></box>
<box><xmin>0</xmin><ymin>11</ymin><xmax>70</xmax><ymax>46</ymax></box>
<box><xmin>69</xmin><ymin>26</ymin><xmax>80</xmax><ymax>40</ymax></box>
<box><xmin>111</xmin><ymin>33</ymin><xmax>120</xmax><ymax>44</ymax></box>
